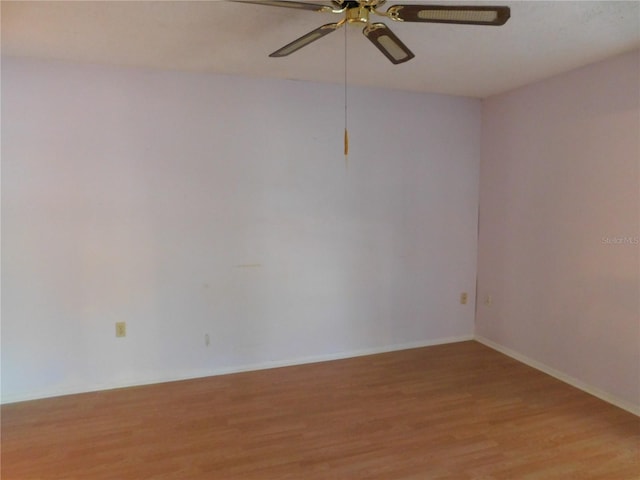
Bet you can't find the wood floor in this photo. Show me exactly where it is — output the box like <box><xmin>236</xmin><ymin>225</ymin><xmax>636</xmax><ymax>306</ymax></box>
<box><xmin>2</xmin><ymin>341</ymin><xmax>639</xmax><ymax>479</ymax></box>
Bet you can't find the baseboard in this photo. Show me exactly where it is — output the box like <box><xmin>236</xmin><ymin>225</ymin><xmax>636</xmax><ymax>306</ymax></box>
<box><xmin>475</xmin><ymin>335</ymin><xmax>640</xmax><ymax>417</ymax></box>
<box><xmin>1</xmin><ymin>334</ymin><xmax>474</xmax><ymax>405</ymax></box>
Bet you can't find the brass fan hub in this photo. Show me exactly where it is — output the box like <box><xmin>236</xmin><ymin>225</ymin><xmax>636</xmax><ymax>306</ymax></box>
<box><xmin>345</xmin><ymin>5</ymin><xmax>370</xmax><ymax>24</ymax></box>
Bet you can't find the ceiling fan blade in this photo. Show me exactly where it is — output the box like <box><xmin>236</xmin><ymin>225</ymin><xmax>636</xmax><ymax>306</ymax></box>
<box><xmin>386</xmin><ymin>5</ymin><xmax>510</xmax><ymax>26</ymax></box>
<box><xmin>270</xmin><ymin>23</ymin><xmax>342</xmax><ymax>57</ymax></box>
<box><xmin>363</xmin><ymin>23</ymin><xmax>414</xmax><ymax>65</ymax></box>
<box><xmin>231</xmin><ymin>0</ymin><xmax>333</xmax><ymax>12</ymax></box>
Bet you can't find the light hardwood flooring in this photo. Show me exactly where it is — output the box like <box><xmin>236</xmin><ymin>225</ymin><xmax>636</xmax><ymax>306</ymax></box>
<box><xmin>2</xmin><ymin>341</ymin><xmax>638</xmax><ymax>479</ymax></box>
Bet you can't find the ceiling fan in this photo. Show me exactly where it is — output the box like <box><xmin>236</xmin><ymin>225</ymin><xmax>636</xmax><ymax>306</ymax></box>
<box><xmin>232</xmin><ymin>0</ymin><xmax>510</xmax><ymax>64</ymax></box>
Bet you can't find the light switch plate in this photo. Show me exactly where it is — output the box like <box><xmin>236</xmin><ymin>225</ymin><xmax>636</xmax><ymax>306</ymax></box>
<box><xmin>115</xmin><ymin>322</ymin><xmax>126</xmax><ymax>338</ymax></box>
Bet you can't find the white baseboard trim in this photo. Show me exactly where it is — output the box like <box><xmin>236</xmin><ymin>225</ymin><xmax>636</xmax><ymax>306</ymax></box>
<box><xmin>1</xmin><ymin>334</ymin><xmax>474</xmax><ymax>405</ymax></box>
<box><xmin>475</xmin><ymin>335</ymin><xmax>640</xmax><ymax>417</ymax></box>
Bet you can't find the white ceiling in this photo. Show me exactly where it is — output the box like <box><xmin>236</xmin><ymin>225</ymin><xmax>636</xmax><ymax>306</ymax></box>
<box><xmin>2</xmin><ymin>0</ymin><xmax>639</xmax><ymax>98</ymax></box>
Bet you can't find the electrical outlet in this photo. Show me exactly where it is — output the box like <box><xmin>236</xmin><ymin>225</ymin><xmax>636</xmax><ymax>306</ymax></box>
<box><xmin>205</xmin><ymin>334</ymin><xmax>210</xmax><ymax>346</ymax></box>
<box><xmin>485</xmin><ymin>295</ymin><xmax>492</xmax><ymax>306</ymax></box>
<box><xmin>115</xmin><ymin>322</ymin><xmax>126</xmax><ymax>338</ymax></box>
<box><xmin>460</xmin><ymin>292</ymin><xmax>468</xmax><ymax>305</ymax></box>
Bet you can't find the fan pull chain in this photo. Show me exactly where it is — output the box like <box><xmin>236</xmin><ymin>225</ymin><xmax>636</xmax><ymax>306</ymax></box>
<box><xmin>344</xmin><ymin>128</ymin><xmax>349</xmax><ymax>159</ymax></box>
<box><xmin>343</xmin><ymin>21</ymin><xmax>349</xmax><ymax>168</ymax></box>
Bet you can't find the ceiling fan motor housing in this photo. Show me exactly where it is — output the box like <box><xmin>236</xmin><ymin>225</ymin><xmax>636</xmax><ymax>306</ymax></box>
<box><xmin>346</xmin><ymin>5</ymin><xmax>370</xmax><ymax>24</ymax></box>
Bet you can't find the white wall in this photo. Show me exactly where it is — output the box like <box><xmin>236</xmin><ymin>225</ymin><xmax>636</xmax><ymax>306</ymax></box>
<box><xmin>1</xmin><ymin>57</ymin><xmax>480</xmax><ymax>403</ymax></box>
<box><xmin>477</xmin><ymin>50</ymin><xmax>640</xmax><ymax>412</ymax></box>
